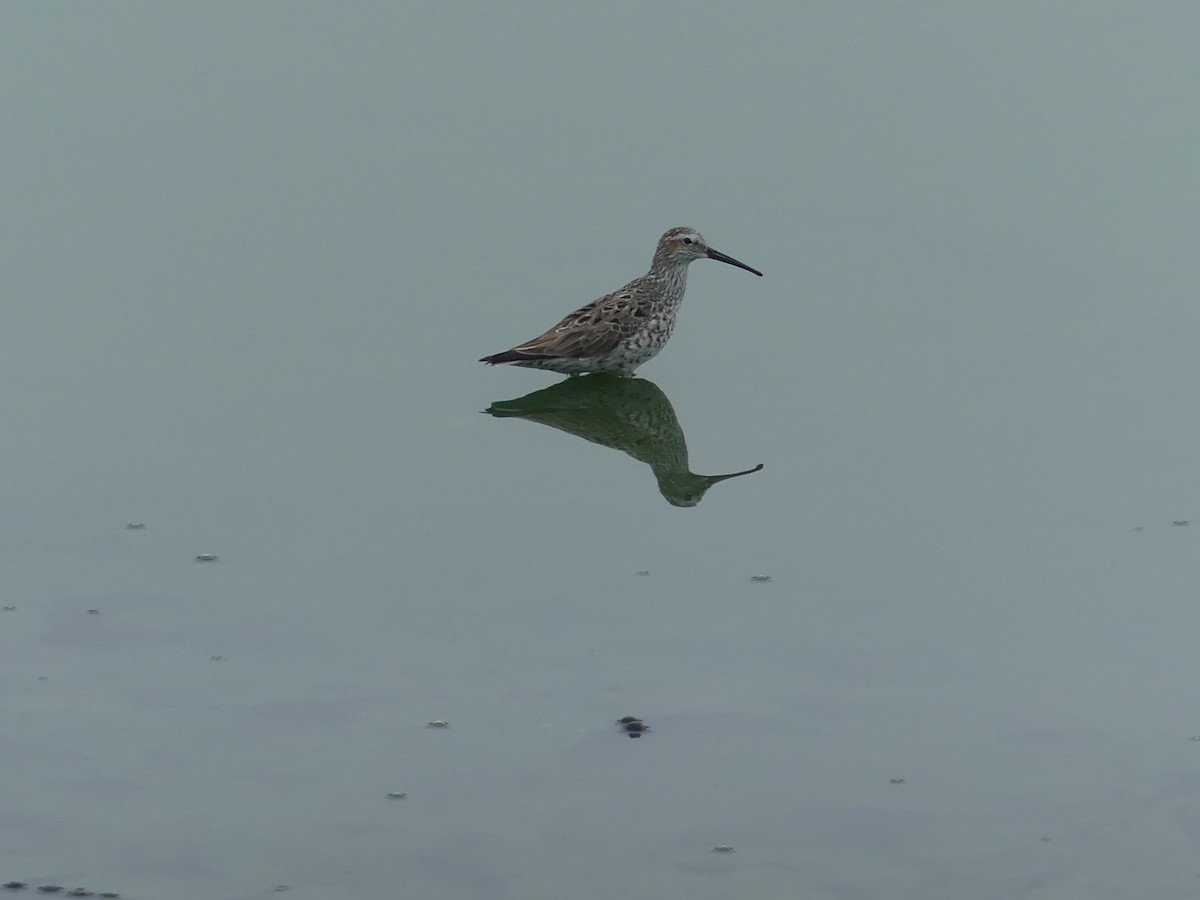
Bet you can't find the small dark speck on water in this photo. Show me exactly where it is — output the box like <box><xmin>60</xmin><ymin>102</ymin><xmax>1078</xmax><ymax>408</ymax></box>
<box><xmin>37</xmin><ymin>675</ymin><xmax>49</xmax><ymax>681</ymax></box>
<box><xmin>210</xmin><ymin>655</ymin><xmax>224</xmax><ymax>661</ymax></box>
<box><xmin>194</xmin><ymin>553</ymin><xmax>219</xmax><ymax>562</ymax></box>
<box><xmin>125</xmin><ymin>523</ymin><xmax>145</xmax><ymax>529</ymax></box>
<box><xmin>3</xmin><ymin>883</ymin><xmax>28</xmax><ymax>891</ymax></box>
<box><xmin>1132</xmin><ymin>526</ymin><xmax>1143</xmax><ymax>531</ymax></box>
<box><xmin>1039</xmin><ymin>836</ymin><xmax>1051</xmax><ymax>842</ymax></box>
<box><xmin>1171</xmin><ymin>521</ymin><xmax>1189</xmax><ymax>527</ymax></box>
<box><xmin>750</xmin><ymin>575</ymin><xmax>772</xmax><ymax>583</ymax></box>
<box><xmin>636</xmin><ymin>570</ymin><xmax>650</xmax><ymax>576</ymax></box>
<box><xmin>1190</xmin><ymin>736</ymin><xmax>1200</xmax><ymax>742</ymax></box>
<box><xmin>889</xmin><ymin>778</ymin><xmax>905</xmax><ymax>784</ymax></box>
<box><xmin>86</xmin><ymin>609</ymin><xmax>99</xmax><ymax>615</ymax></box>
<box><xmin>2</xmin><ymin>606</ymin><xmax>16</xmax><ymax>611</ymax></box>
<box><xmin>624</xmin><ymin>720</ymin><xmax>652</xmax><ymax>739</ymax></box>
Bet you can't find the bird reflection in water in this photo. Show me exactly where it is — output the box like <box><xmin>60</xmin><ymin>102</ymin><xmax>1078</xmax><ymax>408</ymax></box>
<box><xmin>484</xmin><ymin>375</ymin><xmax>762</xmax><ymax>507</ymax></box>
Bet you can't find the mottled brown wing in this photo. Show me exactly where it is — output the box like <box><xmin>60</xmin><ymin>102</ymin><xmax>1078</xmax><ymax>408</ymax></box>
<box><xmin>510</xmin><ymin>292</ymin><xmax>637</xmax><ymax>360</ymax></box>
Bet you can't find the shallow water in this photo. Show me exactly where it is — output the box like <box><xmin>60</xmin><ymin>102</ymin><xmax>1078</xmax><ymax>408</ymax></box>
<box><xmin>5</xmin><ymin>3</ymin><xmax>1200</xmax><ymax>899</ymax></box>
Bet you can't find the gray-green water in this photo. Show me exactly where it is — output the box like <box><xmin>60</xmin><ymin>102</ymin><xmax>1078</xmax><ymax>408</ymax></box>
<box><xmin>5</xmin><ymin>3</ymin><xmax>1200</xmax><ymax>898</ymax></box>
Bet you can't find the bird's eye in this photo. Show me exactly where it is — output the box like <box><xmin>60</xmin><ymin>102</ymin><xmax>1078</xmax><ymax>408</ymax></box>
<box><xmin>682</xmin><ymin>237</ymin><xmax>693</xmax><ymax>244</ymax></box>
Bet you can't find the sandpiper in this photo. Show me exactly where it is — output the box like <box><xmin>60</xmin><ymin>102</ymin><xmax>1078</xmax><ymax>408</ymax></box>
<box><xmin>480</xmin><ymin>227</ymin><xmax>762</xmax><ymax>376</ymax></box>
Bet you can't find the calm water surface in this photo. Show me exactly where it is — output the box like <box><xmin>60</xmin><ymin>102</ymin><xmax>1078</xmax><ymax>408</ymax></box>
<box><xmin>4</xmin><ymin>4</ymin><xmax>1200</xmax><ymax>899</ymax></box>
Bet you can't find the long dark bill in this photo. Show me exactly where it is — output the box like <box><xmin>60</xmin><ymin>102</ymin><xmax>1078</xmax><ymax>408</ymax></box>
<box><xmin>707</xmin><ymin>247</ymin><xmax>763</xmax><ymax>277</ymax></box>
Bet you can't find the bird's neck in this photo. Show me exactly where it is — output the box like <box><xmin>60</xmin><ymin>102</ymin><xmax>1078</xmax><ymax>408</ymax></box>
<box><xmin>648</xmin><ymin>260</ymin><xmax>689</xmax><ymax>301</ymax></box>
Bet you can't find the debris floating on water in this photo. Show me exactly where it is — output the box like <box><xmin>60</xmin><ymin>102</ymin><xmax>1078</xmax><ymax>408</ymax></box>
<box><xmin>615</xmin><ymin>715</ymin><xmax>650</xmax><ymax>738</ymax></box>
